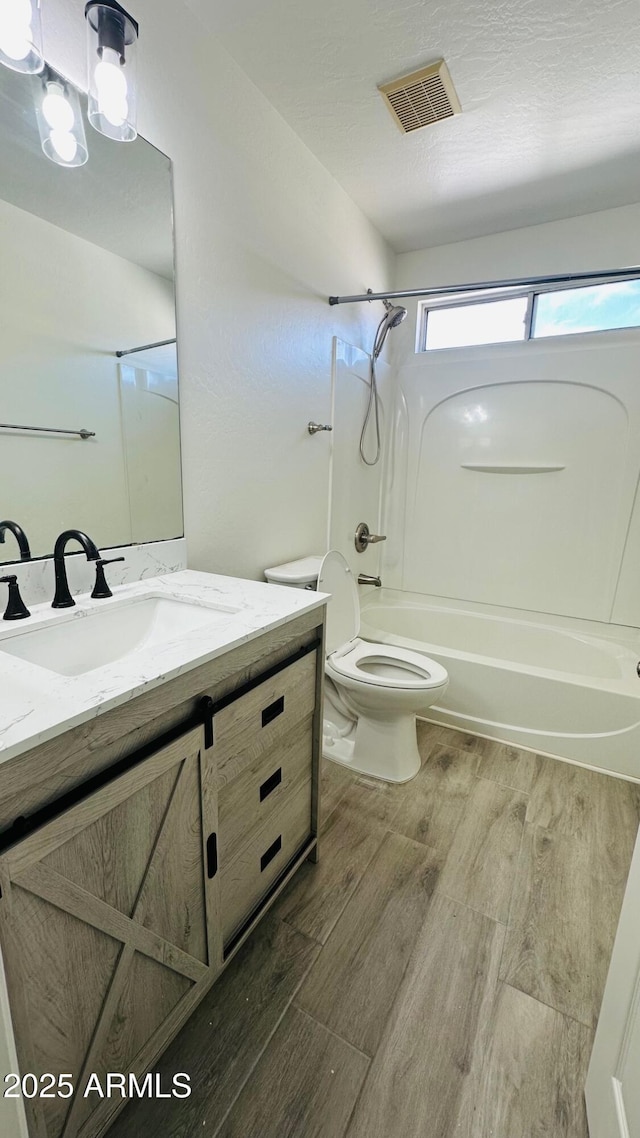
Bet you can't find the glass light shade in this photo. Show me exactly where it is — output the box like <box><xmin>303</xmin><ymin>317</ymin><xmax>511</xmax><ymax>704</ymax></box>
<box><xmin>34</xmin><ymin>71</ymin><xmax>89</xmax><ymax>168</ymax></box>
<box><xmin>85</xmin><ymin>0</ymin><xmax>138</xmax><ymax>142</ymax></box>
<box><xmin>0</xmin><ymin>0</ymin><xmax>44</xmax><ymax>75</ymax></box>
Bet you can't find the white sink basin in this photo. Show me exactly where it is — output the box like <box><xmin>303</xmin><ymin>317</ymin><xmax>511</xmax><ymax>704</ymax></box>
<box><xmin>0</xmin><ymin>594</ymin><xmax>239</xmax><ymax>677</ymax></box>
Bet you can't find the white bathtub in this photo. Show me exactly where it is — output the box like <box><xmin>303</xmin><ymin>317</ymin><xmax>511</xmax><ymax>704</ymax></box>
<box><xmin>359</xmin><ymin>589</ymin><xmax>640</xmax><ymax>779</ymax></box>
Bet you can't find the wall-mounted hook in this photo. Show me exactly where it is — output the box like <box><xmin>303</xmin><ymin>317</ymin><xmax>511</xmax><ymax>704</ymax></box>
<box><xmin>308</xmin><ymin>422</ymin><xmax>333</xmax><ymax>435</ymax></box>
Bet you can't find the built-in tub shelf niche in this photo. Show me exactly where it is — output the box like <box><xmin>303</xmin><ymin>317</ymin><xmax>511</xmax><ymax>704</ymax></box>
<box><xmin>460</xmin><ymin>463</ymin><xmax>566</xmax><ymax>473</ymax></box>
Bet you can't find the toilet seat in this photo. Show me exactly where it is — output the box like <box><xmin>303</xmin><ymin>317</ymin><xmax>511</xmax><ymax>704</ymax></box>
<box><xmin>318</xmin><ymin>550</ymin><xmax>448</xmax><ymax>694</ymax></box>
<box><xmin>328</xmin><ymin>637</ymin><xmax>448</xmax><ymax>691</ymax></box>
<box><xmin>267</xmin><ymin>549</ymin><xmax>450</xmax><ymax>782</ymax></box>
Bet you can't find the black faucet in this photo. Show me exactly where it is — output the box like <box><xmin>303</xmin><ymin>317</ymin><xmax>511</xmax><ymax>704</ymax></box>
<box><xmin>0</xmin><ymin>575</ymin><xmax>30</xmax><ymax>620</ymax></box>
<box><xmin>0</xmin><ymin>520</ymin><xmax>31</xmax><ymax>562</ymax></box>
<box><xmin>52</xmin><ymin>530</ymin><xmax>101</xmax><ymax>609</ymax></box>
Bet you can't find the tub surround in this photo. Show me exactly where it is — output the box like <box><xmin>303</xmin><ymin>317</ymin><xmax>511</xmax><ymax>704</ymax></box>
<box><xmin>384</xmin><ymin>325</ymin><xmax>640</xmax><ymax>629</ymax></box>
<box><xmin>0</xmin><ymin>568</ymin><xmax>327</xmax><ymax>766</ymax></box>
<box><xmin>329</xmin><ymin>339</ymin><xmax>391</xmax><ymax>582</ymax></box>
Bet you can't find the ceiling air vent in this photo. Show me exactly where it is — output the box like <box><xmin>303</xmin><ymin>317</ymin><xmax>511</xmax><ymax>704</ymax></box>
<box><xmin>378</xmin><ymin>60</ymin><xmax>461</xmax><ymax>134</ymax></box>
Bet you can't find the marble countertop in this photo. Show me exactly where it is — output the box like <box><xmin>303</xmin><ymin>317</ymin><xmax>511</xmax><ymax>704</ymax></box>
<box><xmin>0</xmin><ymin>570</ymin><xmax>327</xmax><ymax>766</ymax></box>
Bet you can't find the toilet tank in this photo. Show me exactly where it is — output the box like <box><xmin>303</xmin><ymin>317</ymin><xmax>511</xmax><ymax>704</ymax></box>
<box><xmin>264</xmin><ymin>556</ymin><xmax>323</xmax><ymax>590</ymax></box>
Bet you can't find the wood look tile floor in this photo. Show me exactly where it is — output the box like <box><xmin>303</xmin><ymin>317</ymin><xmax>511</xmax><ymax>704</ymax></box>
<box><xmin>108</xmin><ymin>723</ymin><xmax>640</xmax><ymax>1138</ymax></box>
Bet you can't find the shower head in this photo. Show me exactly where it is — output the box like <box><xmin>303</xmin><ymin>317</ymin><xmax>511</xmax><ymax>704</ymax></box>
<box><xmin>361</xmin><ymin>297</ymin><xmax>408</xmax><ymax>465</ymax></box>
<box><xmin>373</xmin><ymin>299</ymin><xmax>408</xmax><ymax>358</ymax></box>
<box><xmin>382</xmin><ymin>298</ymin><xmax>408</xmax><ymax>328</ymax></box>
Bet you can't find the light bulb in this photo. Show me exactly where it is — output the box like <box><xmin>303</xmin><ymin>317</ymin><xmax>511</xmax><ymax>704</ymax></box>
<box><xmin>94</xmin><ymin>45</ymin><xmax>128</xmax><ymax>126</ymax></box>
<box><xmin>0</xmin><ymin>0</ymin><xmax>33</xmax><ymax>60</ymax></box>
<box><xmin>86</xmin><ymin>2</ymin><xmax>138</xmax><ymax>141</ymax></box>
<box><xmin>49</xmin><ymin>129</ymin><xmax>78</xmax><ymax>164</ymax></box>
<box><xmin>100</xmin><ymin>90</ymin><xmax>128</xmax><ymax>126</ymax></box>
<box><xmin>42</xmin><ymin>82</ymin><xmax>75</xmax><ymax>132</ymax></box>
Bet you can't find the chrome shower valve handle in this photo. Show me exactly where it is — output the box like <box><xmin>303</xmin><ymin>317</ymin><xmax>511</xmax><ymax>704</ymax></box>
<box><xmin>354</xmin><ymin>522</ymin><xmax>387</xmax><ymax>553</ymax></box>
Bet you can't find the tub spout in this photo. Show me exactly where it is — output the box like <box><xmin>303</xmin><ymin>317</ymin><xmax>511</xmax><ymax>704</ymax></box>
<box><xmin>358</xmin><ymin>574</ymin><xmax>382</xmax><ymax>587</ymax></box>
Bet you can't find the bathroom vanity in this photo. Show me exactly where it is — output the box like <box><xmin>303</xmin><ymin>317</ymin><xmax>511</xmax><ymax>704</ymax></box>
<box><xmin>0</xmin><ymin>571</ymin><xmax>326</xmax><ymax>1138</ymax></box>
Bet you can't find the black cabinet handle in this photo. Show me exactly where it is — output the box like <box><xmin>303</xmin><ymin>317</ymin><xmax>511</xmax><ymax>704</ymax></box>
<box><xmin>262</xmin><ymin>696</ymin><xmax>284</xmax><ymax>728</ymax></box>
<box><xmin>260</xmin><ymin>835</ymin><xmax>282</xmax><ymax>872</ymax></box>
<box><xmin>206</xmin><ymin>832</ymin><xmax>218</xmax><ymax>878</ymax></box>
<box><xmin>259</xmin><ymin>767</ymin><xmax>282</xmax><ymax>802</ymax></box>
<box><xmin>199</xmin><ymin>696</ymin><xmax>215</xmax><ymax>749</ymax></box>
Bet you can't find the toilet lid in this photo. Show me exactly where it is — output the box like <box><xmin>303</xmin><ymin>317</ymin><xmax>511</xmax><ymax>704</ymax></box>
<box><xmin>318</xmin><ymin>550</ymin><xmax>360</xmax><ymax>654</ymax></box>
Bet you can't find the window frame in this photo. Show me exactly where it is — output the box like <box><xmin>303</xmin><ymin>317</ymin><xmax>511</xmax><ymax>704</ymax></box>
<box><xmin>418</xmin><ymin>273</ymin><xmax>640</xmax><ymax>353</ymax></box>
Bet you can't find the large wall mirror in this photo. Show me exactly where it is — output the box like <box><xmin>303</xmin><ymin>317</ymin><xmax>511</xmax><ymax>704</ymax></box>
<box><xmin>0</xmin><ymin>62</ymin><xmax>182</xmax><ymax>564</ymax></box>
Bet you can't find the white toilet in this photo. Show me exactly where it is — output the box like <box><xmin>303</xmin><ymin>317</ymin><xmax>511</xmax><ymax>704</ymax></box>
<box><xmin>265</xmin><ymin>551</ymin><xmax>449</xmax><ymax>783</ymax></box>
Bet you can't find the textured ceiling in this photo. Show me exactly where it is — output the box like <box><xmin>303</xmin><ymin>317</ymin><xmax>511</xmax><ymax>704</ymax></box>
<box><xmin>190</xmin><ymin>0</ymin><xmax>640</xmax><ymax>252</ymax></box>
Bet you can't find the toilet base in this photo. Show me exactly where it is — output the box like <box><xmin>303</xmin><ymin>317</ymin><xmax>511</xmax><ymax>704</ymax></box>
<box><xmin>323</xmin><ymin>711</ymin><xmax>422</xmax><ymax>784</ymax></box>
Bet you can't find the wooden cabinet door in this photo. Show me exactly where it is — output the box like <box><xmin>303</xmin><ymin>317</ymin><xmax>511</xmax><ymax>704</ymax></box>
<box><xmin>0</xmin><ymin>724</ymin><xmax>222</xmax><ymax>1138</ymax></box>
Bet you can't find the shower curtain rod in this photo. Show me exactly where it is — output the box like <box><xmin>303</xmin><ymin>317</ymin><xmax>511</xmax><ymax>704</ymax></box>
<box><xmin>328</xmin><ymin>266</ymin><xmax>640</xmax><ymax>306</ymax></box>
<box><xmin>116</xmin><ymin>337</ymin><xmax>177</xmax><ymax>358</ymax></box>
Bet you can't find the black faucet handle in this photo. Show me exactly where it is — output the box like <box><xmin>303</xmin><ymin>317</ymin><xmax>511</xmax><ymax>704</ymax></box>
<box><xmin>0</xmin><ymin>575</ymin><xmax>30</xmax><ymax>620</ymax></box>
<box><xmin>91</xmin><ymin>557</ymin><xmax>125</xmax><ymax>600</ymax></box>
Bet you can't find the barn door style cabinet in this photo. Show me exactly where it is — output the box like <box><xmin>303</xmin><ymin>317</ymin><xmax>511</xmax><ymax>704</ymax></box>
<box><xmin>0</xmin><ymin>609</ymin><xmax>324</xmax><ymax>1138</ymax></box>
<box><xmin>0</xmin><ymin>726</ymin><xmax>217</xmax><ymax>1138</ymax></box>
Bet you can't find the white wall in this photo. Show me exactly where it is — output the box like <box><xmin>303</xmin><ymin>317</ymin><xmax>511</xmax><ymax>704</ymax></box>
<box><xmin>395</xmin><ymin>202</ymin><xmax>640</xmax><ymax>299</ymax></box>
<box><xmin>38</xmin><ymin>0</ymin><xmax>393</xmax><ymax>583</ymax></box>
<box><xmin>392</xmin><ymin>201</ymin><xmax>640</xmax><ymax>381</ymax></box>
<box><xmin>0</xmin><ymin>196</ymin><xmax>176</xmax><ymax>558</ymax></box>
<box><xmin>383</xmin><ymin>204</ymin><xmax>640</xmax><ymax>626</ymax></box>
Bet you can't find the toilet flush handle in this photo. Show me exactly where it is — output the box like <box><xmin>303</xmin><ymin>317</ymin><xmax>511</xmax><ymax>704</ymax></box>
<box><xmin>354</xmin><ymin>522</ymin><xmax>387</xmax><ymax>553</ymax></box>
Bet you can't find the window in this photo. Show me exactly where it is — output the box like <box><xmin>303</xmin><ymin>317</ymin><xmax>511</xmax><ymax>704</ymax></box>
<box><xmin>425</xmin><ymin>296</ymin><xmax>528</xmax><ymax>350</ymax></box>
<box><xmin>532</xmin><ymin>280</ymin><xmax>640</xmax><ymax>339</ymax></box>
<box><xmin>420</xmin><ymin>277</ymin><xmax>640</xmax><ymax>352</ymax></box>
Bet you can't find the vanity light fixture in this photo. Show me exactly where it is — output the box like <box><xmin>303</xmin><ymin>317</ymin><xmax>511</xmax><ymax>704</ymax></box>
<box><xmin>85</xmin><ymin>0</ymin><xmax>138</xmax><ymax>142</ymax></box>
<box><xmin>35</xmin><ymin>67</ymin><xmax>88</xmax><ymax>167</ymax></box>
<box><xmin>0</xmin><ymin>0</ymin><xmax>44</xmax><ymax>75</ymax></box>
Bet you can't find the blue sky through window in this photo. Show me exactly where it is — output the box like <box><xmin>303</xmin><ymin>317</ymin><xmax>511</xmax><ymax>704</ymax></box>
<box><xmin>532</xmin><ymin>280</ymin><xmax>640</xmax><ymax>338</ymax></box>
